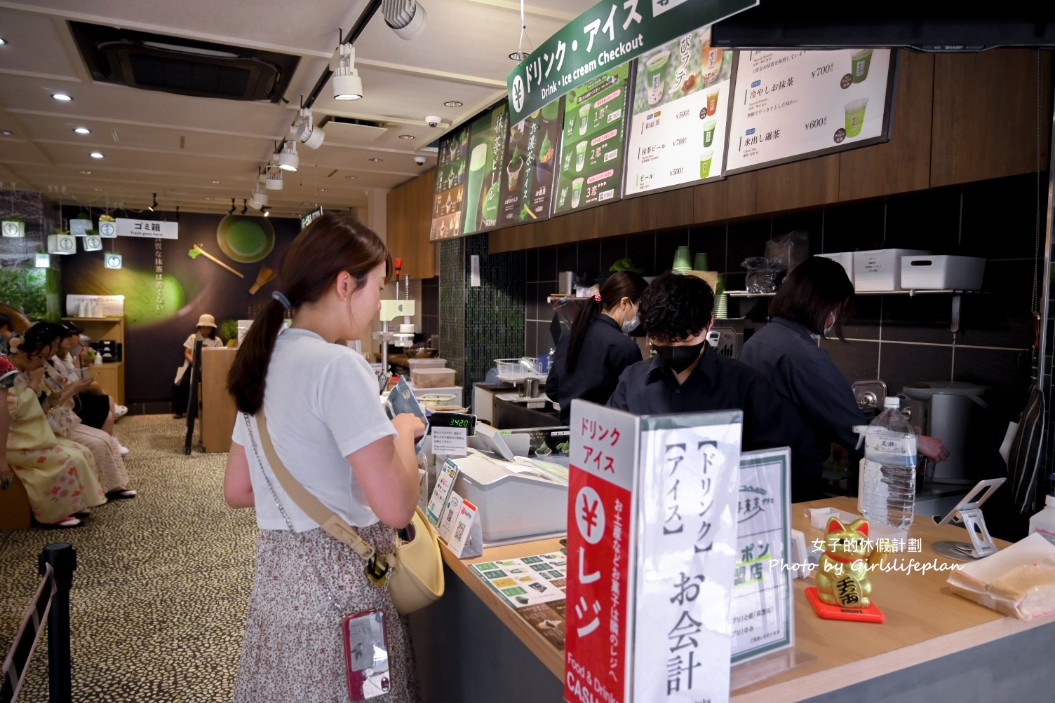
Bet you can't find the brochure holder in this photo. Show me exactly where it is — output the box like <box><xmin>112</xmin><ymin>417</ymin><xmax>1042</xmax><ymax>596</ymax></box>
<box><xmin>931</xmin><ymin>477</ymin><xmax>1006</xmax><ymax>560</ymax></box>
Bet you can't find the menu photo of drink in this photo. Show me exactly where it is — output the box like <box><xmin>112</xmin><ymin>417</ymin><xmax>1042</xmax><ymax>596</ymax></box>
<box><xmin>429</xmin><ymin>126</ymin><xmax>470</xmax><ymax>241</ymax></box>
<box><xmin>725</xmin><ymin>48</ymin><xmax>894</xmax><ymax>174</ymax></box>
<box><xmin>552</xmin><ymin>63</ymin><xmax>631</xmax><ymax>216</ymax></box>
<box><xmin>461</xmin><ymin>102</ymin><xmax>509</xmax><ymax>236</ymax></box>
<box><xmin>625</xmin><ymin>25</ymin><xmax>734</xmax><ymax>195</ymax></box>
<box><xmin>497</xmin><ymin>98</ymin><xmax>563</xmax><ymax>227</ymax></box>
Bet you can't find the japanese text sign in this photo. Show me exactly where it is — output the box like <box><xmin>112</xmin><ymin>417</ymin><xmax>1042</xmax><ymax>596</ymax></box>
<box><xmin>115</xmin><ymin>218</ymin><xmax>178</xmax><ymax>240</ymax></box>
<box><xmin>506</xmin><ymin>0</ymin><xmax>757</xmax><ymax>123</ymax></box>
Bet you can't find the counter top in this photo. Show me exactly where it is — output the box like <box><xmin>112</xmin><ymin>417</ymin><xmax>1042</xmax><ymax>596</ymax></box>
<box><xmin>439</xmin><ymin>496</ymin><xmax>1055</xmax><ymax>701</ymax></box>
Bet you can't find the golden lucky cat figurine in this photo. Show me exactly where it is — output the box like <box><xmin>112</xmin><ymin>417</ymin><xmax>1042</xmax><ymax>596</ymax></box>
<box><xmin>815</xmin><ymin>516</ymin><xmax>884</xmax><ymax>609</ymax></box>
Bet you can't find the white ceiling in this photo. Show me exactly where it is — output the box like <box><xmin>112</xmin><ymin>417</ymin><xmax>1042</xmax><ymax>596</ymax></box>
<box><xmin>0</xmin><ymin>0</ymin><xmax>593</xmax><ymax>218</ymax></box>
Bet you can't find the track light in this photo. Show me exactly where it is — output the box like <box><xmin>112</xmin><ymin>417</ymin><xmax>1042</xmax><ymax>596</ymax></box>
<box><xmin>148</xmin><ymin>192</ymin><xmax>158</xmax><ymax>211</ymax></box>
<box><xmin>295</xmin><ymin>108</ymin><xmax>325</xmax><ymax>149</ymax></box>
<box><xmin>278</xmin><ymin>140</ymin><xmax>299</xmax><ymax>172</ymax></box>
<box><xmin>265</xmin><ymin>167</ymin><xmax>283</xmax><ymax>191</ymax></box>
<box><xmin>332</xmin><ymin>44</ymin><xmax>363</xmax><ymax>101</ymax></box>
<box><xmin>241</xmin><ymin>198</ymin><xmax>248</xmax><ymax>215</ymax></box>
<box><xmin>262</xmin><ymin>207</ymin><xmax>270</xmax><ymax>217</ymax></box>
<box><xmin>381</xmin><ymin>0</ymin><xmax>428</xmax><ymax>40</ymax></box>
<box><xmin>249</xmin><ymin>186</ymin><xmax>268</xmax><ymax>210</ymax></box>
<box><xmin>228</xmin><ymin>198</ymin><xmax>236</xmax><ymax>215</ymax></box>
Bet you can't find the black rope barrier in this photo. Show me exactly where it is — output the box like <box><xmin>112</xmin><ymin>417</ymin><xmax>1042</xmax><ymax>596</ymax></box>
<box><xmin>1</xmin><ymin>543</ymin><xmax>76</xmax><ymax>703</ymax></box>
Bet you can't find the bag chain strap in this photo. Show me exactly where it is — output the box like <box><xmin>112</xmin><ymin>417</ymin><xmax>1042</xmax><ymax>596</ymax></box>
<box><xmin>242</xmin><ymin>413</ymin><xmax>348</xmax><ymax>616</ymax></box>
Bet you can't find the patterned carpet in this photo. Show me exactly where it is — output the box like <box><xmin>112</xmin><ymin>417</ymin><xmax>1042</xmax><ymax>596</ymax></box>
<box><xmin>0</xmin><ymin>415</ymin><xmax>257</xmax><ymax>702</ymax></box>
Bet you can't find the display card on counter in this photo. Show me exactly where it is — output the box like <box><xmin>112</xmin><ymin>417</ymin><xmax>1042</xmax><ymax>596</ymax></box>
<box><xmin>447</xmin><ymin>497</ymin><xmax>482</xmax><ymax>558</ymax></box>
<box><xmin>469</xmin><ymin>552</ymin><xmax>567</xmax><ymax>609</ymax></box>
<box><xmin>498</xmin><ymin>98</ymin><xmax>563</xmax><ymax>227</ymax></box>
<box><xmin>552</xmin><ymin>63</ymin><xmax>631</xmax><ymax>216</ymax></box>
<box><xmin>438</xmin><ymin>491</ymin><xmax>463</xmax><ymax>543</ymax></box>
<box><xmin>726</xmin><ymin>48</ymin><xmax>894</xmax><ymax>173</ymax></box>
<box><xmin>625</xmin><ymin>25</ymin><xmax>734</xmax><ymax>195</ymax></box>
<box><xmin>732</xmin><ymin>448</ymin><xmax>793</xmax><ymax>664</ymax></box>
<box><xmin>429</xmin><ymin>125</ymin><xmax>470</xmax><ymax>241</ymax></box>
<box><xmin>460</xmin><ymin>103</ymin><xmax>509</xmax><ymax>236</ymax></box>
<box><xmin>426</xmin><ymin>459</ymin><xmax>459</xmax><ymax>527</ymax></box>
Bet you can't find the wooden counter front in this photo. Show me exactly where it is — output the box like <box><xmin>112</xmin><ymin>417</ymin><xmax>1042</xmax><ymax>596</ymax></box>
<box><xmin>432</xmin><ymin>497</ymin><xmax>1054</xmax><ymax>702</ymax></box>
<box><xmin>199</xmin><ymin>347</ymin><xmax>238</xmax><ymax>453</ymax></box>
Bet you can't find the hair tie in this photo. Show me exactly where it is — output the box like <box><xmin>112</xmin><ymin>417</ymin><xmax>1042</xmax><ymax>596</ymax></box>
<box><xmin>594</xmin><ymin>293</ymin><xmax>602</xmax><ymax>303</ymax></box>
<box><xmin>272</xmin><ymin>291</ymin><xmax>292</xmax><ymax>311</ymax></box>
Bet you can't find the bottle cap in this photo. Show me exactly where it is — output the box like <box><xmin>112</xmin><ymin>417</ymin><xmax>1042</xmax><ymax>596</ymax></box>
<box><xmin>883</xmin><ymin>397</ymin><xmax>901</xmax><ymax>409</ymax></box>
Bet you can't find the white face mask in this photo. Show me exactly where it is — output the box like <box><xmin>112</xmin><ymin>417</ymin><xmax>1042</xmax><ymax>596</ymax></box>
<box><xmin>822</xmin><ymin>312</ymin><xmax>837</xmax><ymax>338</ymax></box>
<box><xmin>621</xmin><ymin>304</ymin><xmax>639</xmax><ymax>334</ymax></box>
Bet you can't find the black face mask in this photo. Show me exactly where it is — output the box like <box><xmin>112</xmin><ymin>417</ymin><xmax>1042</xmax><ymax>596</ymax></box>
<box><xmin>653</xmin><ymin>341</ymin><xmax>706</xmax><ymax>373</ymax></box>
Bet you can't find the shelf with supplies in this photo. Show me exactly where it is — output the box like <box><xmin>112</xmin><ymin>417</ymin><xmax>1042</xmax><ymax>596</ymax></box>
<box><xmin>62</xmin><ymin>316</ymin><xmax>125</xmax><ymax>405</ymax></box>
<box><xmin>723</xmin><ymin>289</ymin><xmax>984</xmax><ymax>332</ymax></box>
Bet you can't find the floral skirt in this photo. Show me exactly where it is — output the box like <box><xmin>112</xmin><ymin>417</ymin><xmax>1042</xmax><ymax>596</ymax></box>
<box><xmin>6</xmin><ymin>438</ymin><xmax>106</xmax><ymax>523</ymax></box>
<box><xmin>68</xmin><ymin>423</ymin><xmax>130</xmax><ymax>493</ymax></box>
<box><xmin>233</xmin><ymin>525</ymin><xmax>420</xmax><ymax>703</ymax></box>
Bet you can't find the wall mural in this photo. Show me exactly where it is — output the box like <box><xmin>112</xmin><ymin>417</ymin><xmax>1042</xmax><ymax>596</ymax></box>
<box><xmin>60</xmin><ymin>210</ymin><xmax>301</xmax><ymax>405</ymax></box>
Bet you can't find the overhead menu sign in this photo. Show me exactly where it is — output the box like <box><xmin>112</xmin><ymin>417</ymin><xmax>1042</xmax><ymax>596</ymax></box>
<box><xmin>429</xmin><ymin>126</ymin><xmax>470</xmax><ymax>241</ymax></box>
<box><xmin>625</xmin><ymin>25</ymin><xmax>734</xmax><ymax>195</ymax></box>
<box><xmin>507</xmin><ymin>0</ymin><xmax>758</xmax><ymax>124</ymax></box>
<box><xmin>553</xmin><ymin>64</ymin><xmax>631</xmax><ymax>217</ymax></box>
<box><xmin>725</xmin><ymin>49</ymin><xmax>895</xmax><ymax>173</ymax></box>
<box><xmin>498</xmin><ymin>98</ymin><xmax>563</xmax><ymax>227</ymax></box>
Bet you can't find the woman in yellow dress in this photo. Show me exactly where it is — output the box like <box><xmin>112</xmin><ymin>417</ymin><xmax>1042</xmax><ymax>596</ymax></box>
<box><xmin>3</xmin><ymin>323</ymin><xmax>105</xmax><ymax>528</ymax></box>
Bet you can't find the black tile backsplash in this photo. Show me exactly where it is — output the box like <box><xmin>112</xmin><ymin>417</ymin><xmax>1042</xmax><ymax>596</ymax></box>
<box><xmin>822</xmin><ymin>199</ymin><xmax>886</xmax><ymax>252</ymax></box>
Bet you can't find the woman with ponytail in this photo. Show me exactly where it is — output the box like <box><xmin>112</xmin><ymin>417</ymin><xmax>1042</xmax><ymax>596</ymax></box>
<box><xmin>544</xmin><ymin>271</ymin><xmax>648</xmax><ymax>424</ymax></box>
<box><xmin>223</xmin><ymin>213</ymin><xmax>425</xmax><ymax>701</ymax></box>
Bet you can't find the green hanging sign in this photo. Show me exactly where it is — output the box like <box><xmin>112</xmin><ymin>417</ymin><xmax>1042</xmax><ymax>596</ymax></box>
<box><xmin>506</xmin><ymin>0</ymin><xmax>757</xmax><ymax>124</ymax></box>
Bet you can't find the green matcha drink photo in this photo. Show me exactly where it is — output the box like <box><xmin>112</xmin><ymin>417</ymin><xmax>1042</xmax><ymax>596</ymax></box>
<box><xmin>463</xmin><ymin>143</ymin><xmax>489</xmax><ymax>231</ymax></box>
<box><xmin>644</xmin><ymin>50</ymin><xmax>670</xmax><ymax>107</ymax></box>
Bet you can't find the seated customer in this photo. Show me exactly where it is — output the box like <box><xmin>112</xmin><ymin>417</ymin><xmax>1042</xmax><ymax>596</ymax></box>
<box><xmin>607</xmin><ymin>272</ymin><xmax>814</xmax><ymax>499</ymax></box>
<box><xmin>51</xmin><ymin>322</ymin><xmax>128</xmax><ymax>453</ymax></box>
<box><xmin>545</xmin><ymin>271</ymin><xmax>648</xmax><ymax>424</ymax></box>
<box><xmin>4</xmin><ymin>324</ymin><xmax>106</xmax><ymax>528</ymax></box>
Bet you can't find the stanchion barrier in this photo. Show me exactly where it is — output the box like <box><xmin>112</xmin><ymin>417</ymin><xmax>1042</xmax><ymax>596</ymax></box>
<box><xmin>1</xmin><ymin>543</ymin><xmax>76</xmax><ymax>703</ymax></box>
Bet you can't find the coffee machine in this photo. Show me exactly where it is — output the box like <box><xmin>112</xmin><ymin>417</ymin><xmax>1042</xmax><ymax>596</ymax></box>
<box><xmin>902</xmin><ymin>382</ymin><xmax>988</xmax><ymax>485</ymax></box>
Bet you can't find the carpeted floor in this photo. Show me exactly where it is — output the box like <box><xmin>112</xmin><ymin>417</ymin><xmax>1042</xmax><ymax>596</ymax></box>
<box><xmin>0</xmin><ymin>415</ymin><xmax>258</xmax><ymax>702</ymax></box>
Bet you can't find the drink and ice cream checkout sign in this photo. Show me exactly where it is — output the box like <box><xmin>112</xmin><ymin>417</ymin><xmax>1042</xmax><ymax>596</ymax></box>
<box><xmin>725</xmin><ymin>48</ymin><xmax>894</xmax><ymax>173</ymax></box>
<box><xmin>565</xmin><ymin>401</ymin><xmax>743</xmax><ymax>703</ymax></box>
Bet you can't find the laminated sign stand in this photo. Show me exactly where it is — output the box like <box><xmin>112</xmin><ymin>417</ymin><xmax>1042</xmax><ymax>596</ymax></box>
<box><xmin>564</xmin><ymin>401</ymin><xmax>743</xmax><ymax>703</ymax></box>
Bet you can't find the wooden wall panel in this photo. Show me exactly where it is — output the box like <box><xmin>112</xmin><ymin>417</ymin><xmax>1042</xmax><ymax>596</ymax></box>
<box><xmin>755</xmin><ymin>153</ymin><xmax>840</xmax><ymax>214</ymax></box>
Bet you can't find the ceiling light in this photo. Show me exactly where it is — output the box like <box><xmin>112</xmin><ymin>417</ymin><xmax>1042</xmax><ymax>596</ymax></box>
<box><xmin>262</xmin><ymin>207</ymin><xmax>270</xmax><ymax>218</ymax></box>
<box><xmin>345</xmin><ymin>175</ymin><xmax>359</xmax><ymax>180</ymax></box>
<box><xmin>0</xmin><ymin>129</ymin><xmax>13</xmax><ymax>137</ymax></box>
<box><xmin>0</xmin><ymin>38</ymin><xmax>7</xmax><ymax>46</ymax></box>
<box><xmin>73</xmin><ymin>126</ymin><xmax>91</xmax><ymax>135</ymax></box>
<box><xmin>332</xmin><ymin>44</ymin><xmax>363</xmax><ymax>101</ymax></box>
<box><xmin>382</xmin><ymin>0</ymin><xmax>428</xmax><ymax>40</ymax></box>
<box><xmin>78</xmin><ymin>170</ymin><xmax>92</xmax><ymax>175</ymax></box>
<box><xmin>248</xmin><ymin>186</ymin><xmax>268</xmax><ymax>209</ymax></box>
<box><xmin>509</xmin><ymin>51</ymin><xmax>528</xmax><ymax>61</ymax></box>
<box><xmin>148</xmin><ymin>192</ymin><xmax>158</xmax><ymax>211</ymax></box>
<box><xmin>89</xmin><ymin>151</ymin><xmax>104</xmax><ymax>159</ymax></box>
<box><xmin>241</xmin><ymin>199</ymin><xmax>248</xmax><ymax>215</ymax></box>
<box><xmin>51</xmin><ymin>92</ymin><xmax>73</xmax><ymax>102</ymax></box>
<box><xmin>209</xmin><ymin>179</ymin><xmax>220</xmax><ymax>184</ymax></box>
<box><xmin>296</xmin><ymin>108</ymin><xmax>325</xmax><ymax>149</ymax></box>
<box><xmin>229</xmin><ymin>198</ymin><xmax>236</xmax><ymax>215</ymax></box>
<box><xmin>443</xmin><ymin>100</ymin><xmax>463</xmax><ymax>108</ymax></box>
<box><xmin>265</xmin><ymin>167</ymin><xmax>283</xmax><ymax>190</ymax></box>
<box><xmin>278</xmin><ymin>140</ymin><xmax>299</xmax><ymax>172</ymax></box>
<box><xmin>368</xmin><ymin>157</ymin><xmax>383</xmax><ymax>163</ymax></box>
<box><xmin>398</xmin><ymin>134</ymin><xmax>415</xmax><ymax>140</ymax></box>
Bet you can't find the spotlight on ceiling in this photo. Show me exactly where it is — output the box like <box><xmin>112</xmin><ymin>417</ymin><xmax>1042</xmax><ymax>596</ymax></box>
<box><xmin>248</xmin><ymin>186</ymin><xmax>268</xmax><ymax>210</ymax></box>
<box><xmin>148</xmin><ymin>192</ymin><xmax>158</xmax><ymax>211</ymax></box>
<box><xmin>278</xmin><ymin>140</ymin><xmax>299</xmax><ymax>172</ymax></box>
<box><xmin>382</xmin><ymin>0</ymin><xmax>427</xmax><ymax>40</ymax></box>
<box><xmin>262</xmin><ymin>207</ymin><xmax>270</xmax><ymax>218</ymax></box>
<box><xmin>331</xmin><ymin>44</ymin><xmax>363</xmax><ymax>101</ymax></box>
<box><xmin>265</xmin><ymin>167</ymin><xmax>284</xmax><ymax>191</ymax></box>
<box><xmin>228</xmin><ymin>198</ymin><xmax>236</xmax><ymax>215</ymax></box>
<box><xmin>295</xmin><ymin>108</ymin><xmax>325</xmax><ymax>149</ymax></box>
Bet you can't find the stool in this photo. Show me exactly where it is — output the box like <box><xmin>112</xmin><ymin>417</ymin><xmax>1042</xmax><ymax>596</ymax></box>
<box><xmin>0</xmin><ymin>473</ymin><xmax>33</xmax><ymax>530</ymax></box>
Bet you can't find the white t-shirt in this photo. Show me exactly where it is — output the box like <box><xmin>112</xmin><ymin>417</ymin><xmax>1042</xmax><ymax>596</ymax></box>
<box><xmin>231</xmin><ymin>327</ymin><xmax>395</xmax><ymax>531</ymax></box>
<box><xmin>184</xmin><ymin>332</ymin><xmax>224</xmax><ymax>352</ymax></box>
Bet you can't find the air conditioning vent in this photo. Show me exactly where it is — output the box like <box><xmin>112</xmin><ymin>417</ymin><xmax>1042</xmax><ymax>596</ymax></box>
<box><xmin>70</xmin><ymin>22</ymin><xmax>299</xmax><ymax>103</ymax></box>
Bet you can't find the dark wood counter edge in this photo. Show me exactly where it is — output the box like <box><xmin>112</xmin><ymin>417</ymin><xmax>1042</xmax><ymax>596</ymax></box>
<box><xmin>440</xmin><ymin>537</ymin><xmax>567</xmax><ymax>680</ymax></box>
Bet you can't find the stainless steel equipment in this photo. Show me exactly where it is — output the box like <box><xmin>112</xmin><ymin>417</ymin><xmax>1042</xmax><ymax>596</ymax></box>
<box><xmin>902</xmin><ymin>381</ymin><xmax>988</xmax><ymax>485</ymax></box>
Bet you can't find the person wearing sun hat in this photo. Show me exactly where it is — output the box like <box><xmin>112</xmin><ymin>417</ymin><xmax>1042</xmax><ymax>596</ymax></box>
<box><xmin>173</xmin><ymin>313</ymin><xmax>225</xmax><ymax>418</ymax></box>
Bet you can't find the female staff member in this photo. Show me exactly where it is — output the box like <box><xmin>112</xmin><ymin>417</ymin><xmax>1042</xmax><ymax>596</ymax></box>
<box><xmin>739</xmin><ymin>256</ymin><xmax>948</xmax><ymax>497</ymax></box>
<box><xmin>4</xmin><ymin>323</ymin><xmax>106</xmax><ymax>528</ymax></box>
<box><xmin>173</xmin><ymin>313</ymin><xmax>224</xmax><ymax>418</ymax></box>
<box><xmin>545</xmin><ymin>271</ymin><xmax>648</xmax><ymax>424</ymax></box>
<box><xmin>223</xmin><ymin>213</ymin><xmax>424</xmax><ymax>702</ymax></box>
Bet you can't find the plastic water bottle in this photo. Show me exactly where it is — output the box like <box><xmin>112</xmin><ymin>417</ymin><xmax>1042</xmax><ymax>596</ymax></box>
<box><xmin>858</xmin><ymin>397</ymin><xmax>918</xmax><ymax>529</ymax></box>
<box><xmin>1028</xmin><ymin>473</ymin><xmax>1055</xmax><ymax>546</ymax></box>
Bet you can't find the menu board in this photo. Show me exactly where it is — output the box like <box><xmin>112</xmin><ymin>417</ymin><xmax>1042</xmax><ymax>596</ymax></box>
<box><xmin>552</xmin><ymin>64</ymin><xmax>631</xmax><ymax>216</ymax></box>
<box><xmin>429</xmin><ymin>126</ymin><xmax>470</xmax><ymax>241</ymax></box>
<box><xmin>461</xmin><ymin>103</ymin><xmax>509</xmax><ymax>236</ymax></box>
<box><xmin>497</xmin><ymin>98</ymin><xmax>563</xmax><ymax>227</ymax></box>
<box><xmin>725</xmin><ymin>49</ymin><xmax>894</xmax><ymax>173</ymax></box>
<box><xmin>625</xmin><ymin>26</ymin><xmax>734</xmax><ymax>195</ymax></box>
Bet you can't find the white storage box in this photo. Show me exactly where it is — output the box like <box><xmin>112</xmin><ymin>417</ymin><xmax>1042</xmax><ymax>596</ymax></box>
<box><xmin>900</xmin><ymin>255</ymin><xmax>986</xmax><ymax>290</ymax></box>
<box><xmin>852</xmin><ymin>249</ymin><xmax>930</xmax><ymax>292</ymax></box>
<box><xmin>817</xmin><ymin>252</ymin><xmax>854</xmax><ymax>284</ymax></box>
<box><xmin>451</xmin><ymin>451</ymin><xmax>568</xmax><ymax>544</ymax></box>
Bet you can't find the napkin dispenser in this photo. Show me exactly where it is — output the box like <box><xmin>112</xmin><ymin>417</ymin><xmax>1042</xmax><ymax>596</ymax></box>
<box><xmin>450</xmin><ymin>450</ymin><xmax>568</xmax><ymax>545</ymax></box>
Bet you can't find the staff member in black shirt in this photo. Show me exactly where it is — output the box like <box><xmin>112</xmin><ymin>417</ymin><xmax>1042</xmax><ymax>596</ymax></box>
<box><xmin>545</xmin><ymin>271</ymin><xmax>648</xmax><ymax>424</ymax></box>
<box><xmin>607</xmin><ymin>272</ymin><xmax>815</xmax><ymax>498</ymax></box>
